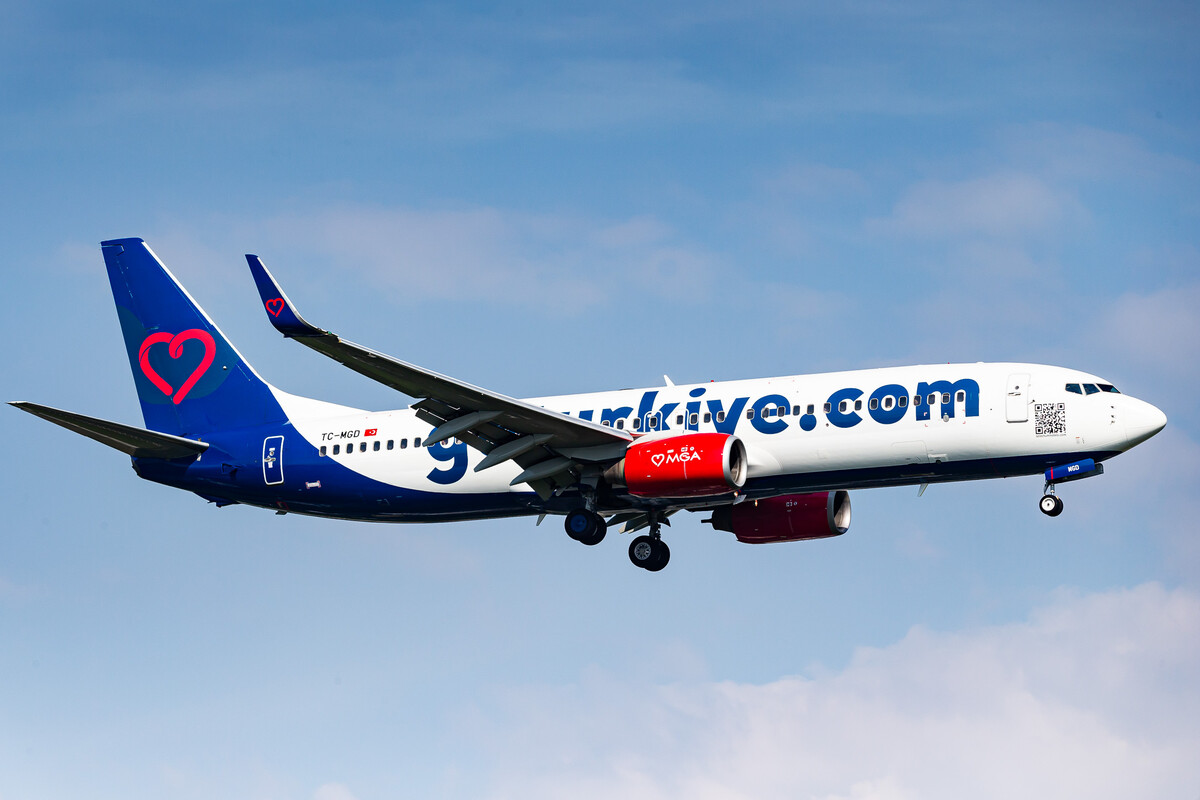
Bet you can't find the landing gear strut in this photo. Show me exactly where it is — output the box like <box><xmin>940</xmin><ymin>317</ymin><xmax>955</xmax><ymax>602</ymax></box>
<box><xmin>1039</xmin><ymin>485</ymin><xmax>1064</xmax><ymax>517</ymax></box>
<box><xmin>565</xmin><ymin>508</ymin><xmax>607</xmax><ymax>546</ymax></box>
<box><xmin>628</xmin><ymin>512</ymin><xmax>670</xmax><ymax>571</ymax></box>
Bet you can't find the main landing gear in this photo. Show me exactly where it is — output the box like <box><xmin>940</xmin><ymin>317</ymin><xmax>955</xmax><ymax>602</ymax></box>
<box><xmin>564</xmin><ymin>508</ymin><xmax>607</xmax><ymax>546</ymax></box>
<box><xmin>627</xmin><ymin>512</ymin><xmax>670</xmax><ymax>572</ymax></box>
<box><xmin>564</xmin><ymin>506</ymin><xmax>671</xmax><ymax>571</ymax></box>
<box><xmin>1039</xmin><ymin>486</ymin><xmax>1064</xmax><ymax>517</ymax></box>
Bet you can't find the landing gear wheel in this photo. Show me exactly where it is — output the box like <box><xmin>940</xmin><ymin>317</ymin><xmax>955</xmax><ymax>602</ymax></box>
<box><xmin>565</xmin><ymin>509</ymin><xmax>606</xmax><ymax>545</ymax></box>
<box><xmin>1039</xmin><ymin>494</ymin><xmax>1064</xmax><ymax>517</ymax></box>
<box><xmin>579</xmin><ymin>515</ymin><xmax>607</xmax><ymax>546</ymax></box>
<box><xmin>628</xmin><ymin>536</ymin><xmax>670</xmax><ymax>570</ymax></box>
<box><xmin>628</xmin><ymin>535</ymin><xmax>657</xmax><ymax>568</ymax></box>
<box><xmin>644</xmin><ymin>540</ymin><xmax>670</xmax><ymax>572</ymax></box>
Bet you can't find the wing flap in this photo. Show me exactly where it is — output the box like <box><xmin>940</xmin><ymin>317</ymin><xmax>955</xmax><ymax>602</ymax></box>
<box><xmin>10</xmin><ymin>402</ymin><xmax>209</xmax><ymax>459</ymax></box>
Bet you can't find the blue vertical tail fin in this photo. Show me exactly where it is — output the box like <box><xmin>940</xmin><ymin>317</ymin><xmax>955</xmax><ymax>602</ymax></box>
<box><xmin>102</xmin><ymin>238</ymin><xmax>286</xmax><ymax>436</ymax></box>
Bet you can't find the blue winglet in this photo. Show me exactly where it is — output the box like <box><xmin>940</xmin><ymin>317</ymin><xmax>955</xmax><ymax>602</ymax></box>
<box><xmin>245</xmin><ymin>255</ymin><xmax>324</xmax><ymax>338</ymax></box>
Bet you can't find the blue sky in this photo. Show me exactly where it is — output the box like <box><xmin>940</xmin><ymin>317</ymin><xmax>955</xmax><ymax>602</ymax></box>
<box><xmin>2</xmin><ymin>2</ymin><xmax>1199</xmax><ymax>797</ymax></box>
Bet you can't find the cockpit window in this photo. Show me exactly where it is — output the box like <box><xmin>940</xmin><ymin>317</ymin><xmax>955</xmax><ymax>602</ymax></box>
<box><xmin>1065</xmin><ymin>383</ymin><xmax>1082</xmax><ymax>394</ymax></box>
<box><xmin>1083</xmin><ymin>383</ymin><xmax>1100</xmax><ymax>395</ymax></box>
<box><xmin>1098</xmin><ymin>383</ymin><xmax>1120</xmax><ymax>393</ymax></box>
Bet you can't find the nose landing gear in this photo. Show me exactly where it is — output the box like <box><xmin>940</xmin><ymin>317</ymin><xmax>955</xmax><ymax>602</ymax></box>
<box><xmin>1039</xmin><ymin>492</ymin><xmax>1064</xmax><ymax>516</ymax></box>
<box><xmin>1039</xmin><ymin>482</ymin><xmax>1064</xmax><ymax>517</ymax></box>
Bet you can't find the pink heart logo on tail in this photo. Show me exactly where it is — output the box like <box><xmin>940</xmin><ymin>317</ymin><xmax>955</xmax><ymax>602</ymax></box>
<box><xmin>138</xmin><ymin>329</ymin><xmax>217</xmax><ymax>405</ymax></box>
<box><xmin>651</xmin><ymin>453</ymin><xmax>665</xmax><ymax>467</ymax></box>
<box><xmin>265</xmin><ymin>297</ymin><xmax>285</xmax><ymax>317</ymax></box>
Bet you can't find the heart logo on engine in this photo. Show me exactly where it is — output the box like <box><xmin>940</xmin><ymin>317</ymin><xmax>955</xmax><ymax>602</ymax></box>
<box><xmin>138</xmin><ymin>329</ymin><xmax>217</xmax><ymax>405</ymax></box>
<box><xmin>265</xmin><ymin>297</ymin><xmax>285</xmax><ymax>317</ymax></box>
<box><xmin>651</xmin><ymin>454</ymin><xmax>665</xmax><ymax>467</ymax></box>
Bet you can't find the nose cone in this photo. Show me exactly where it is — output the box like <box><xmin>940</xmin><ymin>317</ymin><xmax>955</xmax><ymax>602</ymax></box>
<box><xmin>1124</xmin><ymin>399</ymin><xmax>1168</xmax><ymax>448</ymax></box>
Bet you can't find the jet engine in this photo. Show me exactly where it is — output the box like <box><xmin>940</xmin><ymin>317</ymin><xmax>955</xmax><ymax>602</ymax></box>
<box><xmin>707</xmin><ymin>491</ymin><xmax>851</xmax><ymax>544</ymax></box>
<box><xmin>604</xmin><ymin>432</ymin><xmax>747</xmax><ymax>498</ymax></box>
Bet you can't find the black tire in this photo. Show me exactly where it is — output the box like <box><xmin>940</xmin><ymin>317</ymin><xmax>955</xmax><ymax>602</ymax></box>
<box><xmin>644</xmin><ymin>540</ymin><xmax>670</xmax><ymax>572</ymax></box>
<box><xmin>628</xmin><ymin>535</ymin><xmax>656</xmax><ymax>568</ymax></box>
<box><xmin>578</xmin><ymin>515</ymin><xmax>607</xmax><ymax>546</ymax></box>
<box><xmin>1039</xmin><ymin>495</ymin><xmax>1064</xmax><ymax>517</ymax></box>
<box><xmin>565</xmin><ymin>508</ymin><xmax>597</xmax><ymax>541</ymax></box>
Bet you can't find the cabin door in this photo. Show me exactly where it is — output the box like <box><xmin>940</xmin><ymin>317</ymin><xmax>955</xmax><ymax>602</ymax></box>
<box><xmin>1005</xmin><ymin>373</ymin><xmax>1030</xmax><ymax>422</ymax></box>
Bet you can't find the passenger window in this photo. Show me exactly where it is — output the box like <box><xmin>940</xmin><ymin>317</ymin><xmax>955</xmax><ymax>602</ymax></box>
<box><xmin>689</xmin><ymin>413</ymin><xmax>698</xmax><ymax>425</ymax></box>
<box><xmin>703</xmin><ymin>413</ymin><xmax>712</xmax><ymax>423</ymax></box>
<box><xmin>374</xmin><ymin>441</ymin><xmax>381</xmax><ymax>451</ymax></box>
<box><xmin>1084</xmin><ymin>383</ymin><xmax>1099</xmax><ymax>395</ymax></box>
<box><xmin>839</xmin><ymin>401</ymin><xmax>847</xmax><ymax>413</ymax></box>
<box><xmin>869</xmin><ymin>398</ymin><xmax>879</xmax><ymax>410</ymax></box>
<box><xmin>414</xmin><ymin>438</ymin><xmax>422</xmax><ymax>448</ymax></box>
<box><xmin>360</xmin><ymin>442</ymin><xmax>367</xmax><ymax>452</ymax></box>
<box><xmin>616</xmin><ymin>419</ymin><xmax>625</xmax><ymax>430</ymax></box>
<box><xmin>941</xmin><ymin>393</ymin><xmax>950</xmax><ymax>405</ymax></box>
<box><xmin>824</xmin><ymin>402</ymin><xmax>832</xmax><ymax>413</ymax></box>
<box><xmin>854</xmin><ymin>400</ymin><xmax>862</xmax><ymax>411</ymax></box>
<box><xmin>400</xmin><ymin>439</ymin><xmax>408</xmax><ymax>449</ymax></box>
<box><xmin>746</xmin><ymin>409</ymin><xmax>755</xmax><ymax>419</ymax></box>
<box><xmin>601</xmin><ymin>419</ymin><xmax>611</xmax><ymax>426</ymax></box>
<box><xmin>913</xmin><ymin>395</ymin><xmax>922</xmax><ymax>406</ymax></box>
<box><xmin>899</xmin><ymin>396</ymin><xmax>908</xmax><ymax>408</ymax></box>
<box><xmin>632</xmin><ymin>418</ymin><xmax>641</xmax><ymax>431</ymax></box>
<box><xmin>716</xmin><ymin>411</ymin><xmax>726</xmax><ymax>423</ymax></box>
<box><xmin>956</xmin><ymin>391</ymin><xmax>965</xmax><ymax>403</ymax></box>
<box><xmin>333</xmin><ymin>444</ymin><xmax>340</xmax><ymax>455</ymax></box>
<box><xmin>882</xmin><ymin>397</ymin><xmax>893</xmax><ymax>410</ymax></box>
<box><xmin>387</xmin><ymin>440</ymin><xmax>394</xmax><ymax>450</ymax></box>
<box><xmin>807</xmin><ymin>404</ymin><xmax>815</xmax><ymax>415</ymax></box>
<box><xmin>676</xmin><ymin>415</ymin><xmax>684</xmax><ymax>425</ymax></box>
<box><xmin>320</xmin><ymin>446</ymin><xmax>327</xmax><ymax>457</ymax></box>
<box><xmin>764</xmin><ymin>408</ymin><xmax>773</xmax><ymax>418</ymax></box>
<box><xmin>1065</xmin><ymin>383</ymin><xmax>1082</xmax><ymax>394</ymax></box>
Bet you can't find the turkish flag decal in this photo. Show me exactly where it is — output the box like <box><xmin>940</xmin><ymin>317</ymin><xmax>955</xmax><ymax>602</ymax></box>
<box><xmin>364</xmin><ymin>428</ymin><xmax>377</xmax><ymax>436</ymax></box>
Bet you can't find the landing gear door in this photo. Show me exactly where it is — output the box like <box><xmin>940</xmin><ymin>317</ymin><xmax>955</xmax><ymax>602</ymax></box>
<box><xmin>263</xmin><ymin>435</ymin><xmax>284</xmax><ymax>485</ymax></box>
<box><xmin>1006</xmin><ymin>373</ymin><xmax>1030</xmax><ymax>422</ymax></box>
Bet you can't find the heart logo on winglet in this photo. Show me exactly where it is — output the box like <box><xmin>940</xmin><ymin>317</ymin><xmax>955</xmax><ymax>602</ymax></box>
<box><xmin>138</xmin><ymin>329</ymin><xmax>217</xmax><ymax>405</ymax></box>
<box><xmin>265</xmin><ymin>297</ymin><xmax>285</xmax><ymax>316</ymax></box>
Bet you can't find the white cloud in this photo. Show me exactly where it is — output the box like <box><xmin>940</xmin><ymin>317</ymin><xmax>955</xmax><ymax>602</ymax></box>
<box><xmin>245</xmin><ymin>205</ymin><xmax>720</xmax><ymax>310</ymax></box>
<box><xmin>871</xmin><ymin>173</ymin><xmax>1086</xmax><ymax>240</ymax></box>
<box><xmin>763</xmin><ymin>163</ymin><xmax>870</xmax><ymax>199</ymax></box>
<box><xmin>1097</xmin><ymin>283</ymin><xmax>1200</xmax><ymax>377</ymax></box>
<box><xmin>313</xmin><ymin>783</ymin><xmax>359</xmax><ymax>800</ymax></box>
<box><xmin>461</xmin><ymin>584</ymin><xmax>1200</xmax><ymax>800</ymax></box>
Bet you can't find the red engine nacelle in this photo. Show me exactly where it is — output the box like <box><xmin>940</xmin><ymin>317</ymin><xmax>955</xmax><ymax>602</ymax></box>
<box><xmin>606</xmin><ymin>432</ymin><xmax>747</xmax><ymax>498</ymax></box>
<box><xmin>707</xmin><ymin>491</ymin><xmax>851</xmax><ymax>543</ymax></box>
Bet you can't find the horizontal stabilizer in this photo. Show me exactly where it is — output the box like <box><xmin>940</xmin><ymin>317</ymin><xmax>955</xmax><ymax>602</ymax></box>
<box><xmin>10</xmin><ymin>402</ymin><xmax>209</xmax><ymax>459</ymax></box>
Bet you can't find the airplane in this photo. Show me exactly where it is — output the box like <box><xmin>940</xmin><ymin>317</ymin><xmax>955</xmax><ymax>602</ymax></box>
<box><xmin>11</xmin><ymin>238</ymin><xmax>1168</xmax><ymax>572</ymax></box>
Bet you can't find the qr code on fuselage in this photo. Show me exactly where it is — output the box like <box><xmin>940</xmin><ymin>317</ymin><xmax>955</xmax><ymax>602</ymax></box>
<box><xmin>1034</xmin><ymin>402</ymin><xmax>1066</xmax><ymax>436</ymax></box>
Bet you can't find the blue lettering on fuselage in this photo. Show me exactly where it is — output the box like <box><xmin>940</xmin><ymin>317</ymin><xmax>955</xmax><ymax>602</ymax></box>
<box><xmin>427</xmin><ymin>439</ymin><xmax>468</xmax><ymax>484</ymax></box>
<box><xmin>572</xmin><ymin>378</ymin><xmax>979</xmax><ymax>438</ymax></box>
<box><xmin>915</xmin><ymin>379</ymin><xmax>980</xmax><ymax>421</ymax></box>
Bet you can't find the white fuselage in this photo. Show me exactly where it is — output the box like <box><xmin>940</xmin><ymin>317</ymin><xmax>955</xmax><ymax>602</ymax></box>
<box><xmin>266</xmin><ymin>362</ymin><xmax>1164</xmax><ymax>516</ymax></box>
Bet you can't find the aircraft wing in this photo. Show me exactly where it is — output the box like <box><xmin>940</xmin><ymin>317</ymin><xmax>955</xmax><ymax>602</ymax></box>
<box><xmin>245</xmin><ymin>255</ymin><xmax>632</xmax><ymax>497</ymax></box>
<box><xmin>10</xmin><ymin>401</ymin><xmax>209</xmax><ymax>459</ymax></box>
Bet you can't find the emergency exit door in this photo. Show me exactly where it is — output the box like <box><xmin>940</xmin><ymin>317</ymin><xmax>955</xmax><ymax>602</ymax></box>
<box><xmin>263</xmin><ymin>435</ymin><xmax>284</xmax><ymax>485</ymax></box>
